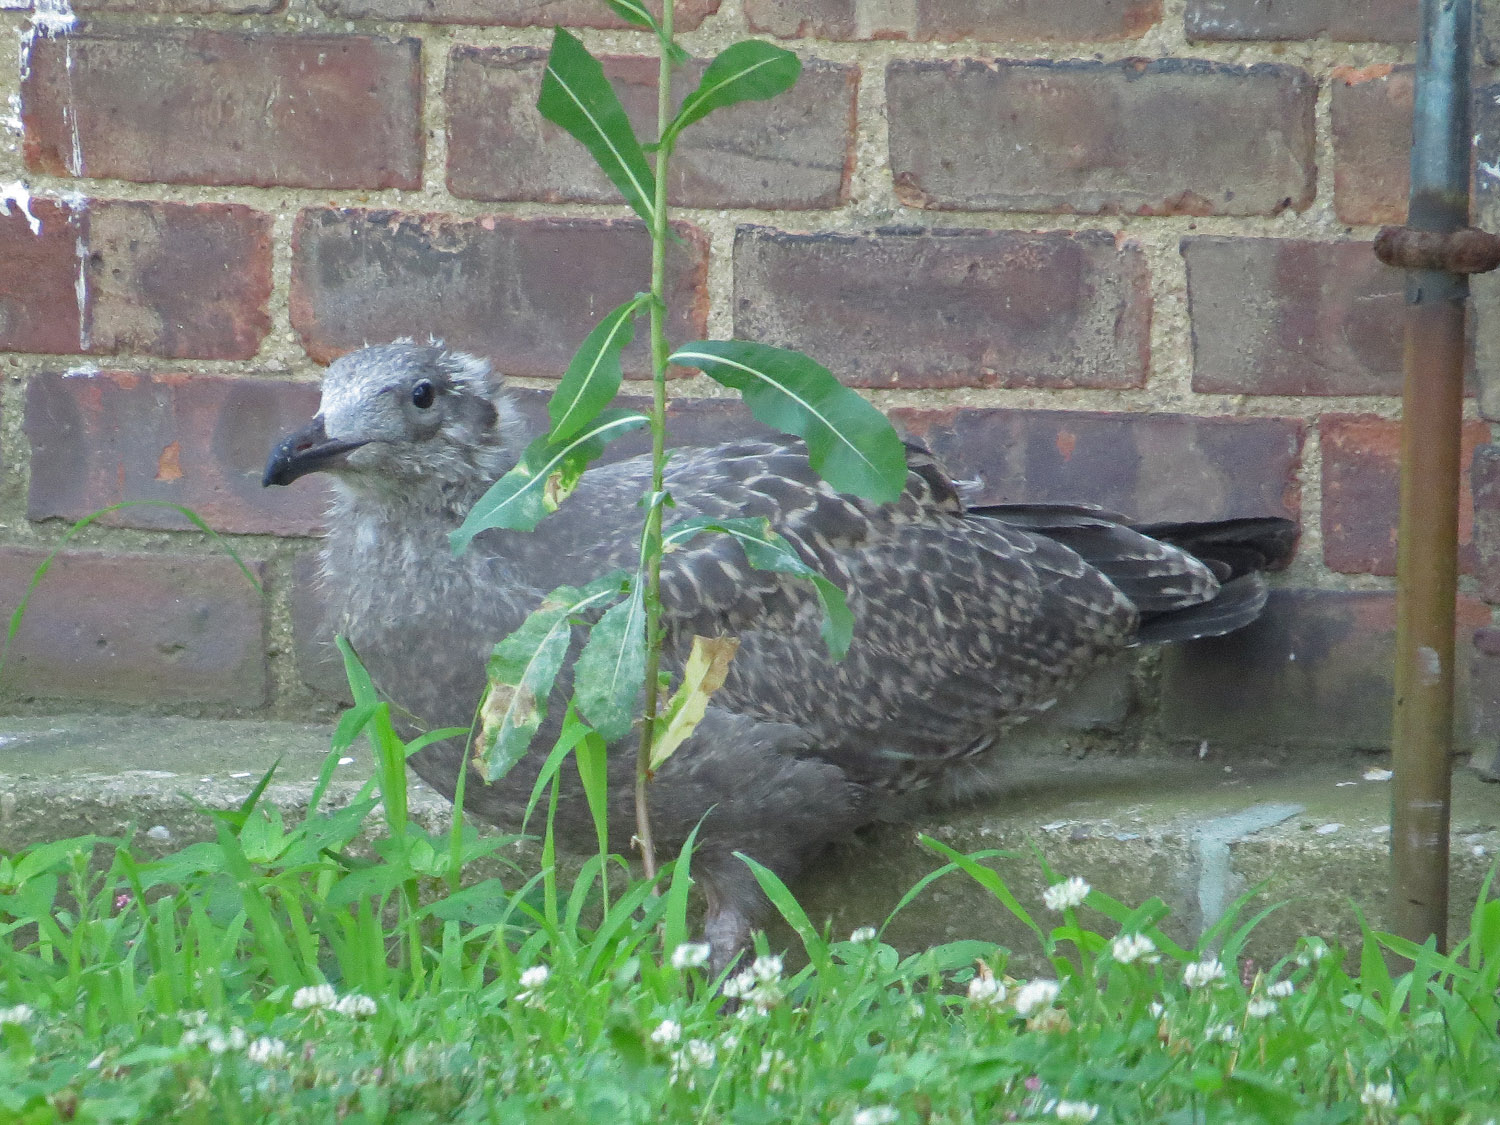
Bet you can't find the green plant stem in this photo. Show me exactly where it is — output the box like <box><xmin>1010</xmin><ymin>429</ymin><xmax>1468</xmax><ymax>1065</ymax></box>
<box><xmin>634</xmin><ymin>0</ymin><xmax>676</xmax><ymax>882</ymax></box>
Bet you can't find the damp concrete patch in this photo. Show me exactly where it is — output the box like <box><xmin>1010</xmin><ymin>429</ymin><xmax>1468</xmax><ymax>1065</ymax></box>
<box><xmin>3</xmin><ymin>713</ymin><xmax>1498</xmax><ymax>972</ymax></box>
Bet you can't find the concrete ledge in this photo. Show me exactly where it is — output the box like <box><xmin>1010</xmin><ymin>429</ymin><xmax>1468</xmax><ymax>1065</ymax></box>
<box><xmin>3</xmin><ymin>715</ymin><xmax>1498</xmax><ymax>969</ymax></box>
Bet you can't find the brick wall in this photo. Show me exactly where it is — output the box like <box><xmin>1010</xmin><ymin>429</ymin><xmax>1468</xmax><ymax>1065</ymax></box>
<box><xmin>1</xmin><ymin>0</ymin><xmax>1497</xmax><ymax>754</ymax></box>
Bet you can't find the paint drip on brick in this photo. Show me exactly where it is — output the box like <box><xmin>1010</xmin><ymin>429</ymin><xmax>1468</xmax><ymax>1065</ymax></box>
<box><xmin>20</xmin><ymin>0</ymin><xmax>85</xmax><ymax>179</ymax></box>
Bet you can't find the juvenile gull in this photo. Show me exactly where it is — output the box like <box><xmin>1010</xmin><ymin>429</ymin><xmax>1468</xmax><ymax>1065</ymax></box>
<box><xmin>264</xmin><ymin>340</ymin><xmax>1296</xmax><ymax>970</ymax></box>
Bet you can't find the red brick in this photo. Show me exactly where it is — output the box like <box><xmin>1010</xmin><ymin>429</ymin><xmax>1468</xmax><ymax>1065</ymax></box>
<box><xmin>1185</xmin><ymin>0</ymin><xmax>1417</xmax><ymax>43</ymax></box>
<box><xmin>745</xmin><ymin>0</ymin><xmax>1161</xmax><ymax>40</ymax></box>
<box><xmin>1320</xmin><ymin>413</ymin><xmax>1488</xmax><ymax>576</ymax></box>
<box><xmin>1470</xmin><ymin>443</ymin><xmax>1500</xmax><ymax>601</ymax></box>
<box><xmin>313</xmin><ymin>0</ymin><xmax>716</xmax><ymax>27</ymax></box>
<box><xmin>1331</xmin><ymin>65</ymin><xmax>1412</xmax><ymax>226</ymax></box>
<box><xmin>886</xmin><ymin>58</ymin><xmax>1315</xmax><ymax>216</ymax></box>
<box><xmin>445</xmin><ymin>48</ymin><xmax>856</xmax><ymax>210</ymax></box>
<box><xmin>1159</xmin><ymin>589</ymin><xmax>1488</xmax><ymax>749</ymax></box>
<box><xmin>734</xmin><ymin>226</ymin><xmax>1152</xmax><ymax>390</ymax></box>
<box><xmin>0</xmin><ymin>198</ymin><xmax>271</xmax><ymax>360</ymax></box>
<box><xmin>23</xmin><ymin>29</ymin><xmax>421</xmax><ymax>190</ymax></box>
<box><xmin>0</xmin><ymin>547</ymin><xmax>267</xmax><ymax>707</ymax></box>
<box><xmin>290</xmin><ymin>209</ymin><xmax>709</xmax><ymax>377</ymax></box>
<box><xmin>1184</xmin><ymin>237</ymin><xmax>1412</xmax><ymax>397</ymax></box>
<box><xmin>26</xmin><ymin>371</ymin><xmax>328</xmax><ymax>536</ymax></box>
<box><xmin>890</xmin><ymin>407</ymin><xmax>1303</xmax><ymax>523</ymax></box>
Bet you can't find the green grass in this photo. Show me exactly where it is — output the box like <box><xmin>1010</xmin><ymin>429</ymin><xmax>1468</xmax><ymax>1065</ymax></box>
<box><xmin>3</xmin><ymin>715</ymin><xmax>1500</xmax><ymax>1123</ymax></box>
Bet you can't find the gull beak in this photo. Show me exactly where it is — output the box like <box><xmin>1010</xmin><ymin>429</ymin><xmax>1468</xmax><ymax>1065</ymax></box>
<box><xmin>262</xmin><ymin>416</ymin><xmax>368</xmax><ymax>487</ymax></box>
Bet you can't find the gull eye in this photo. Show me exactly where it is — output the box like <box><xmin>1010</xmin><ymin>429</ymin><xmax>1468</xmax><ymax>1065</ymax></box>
<box><xmin>410</xmin><ymin>380</ymin><xmax>436</xmax><ymax>409</ymax></box>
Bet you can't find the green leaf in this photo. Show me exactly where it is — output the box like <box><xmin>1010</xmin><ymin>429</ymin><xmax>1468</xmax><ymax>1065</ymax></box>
<box><xmin>479</xmin><ymin>573</ymin><xmax>627</xmax><ymax>781</ymax></box>
<box><xmin>666</xmin><ymin>41</ymin><xmax>801</xmax><ymax>144</ymax></box>
<box><xmin>537</xmin><ymin>28</ymin><xmax>657</xmax><ymax>225</ymax></box>
<box><xmin>662</xmin><ymin>515</ymin><xmax>853</xmax><ymax>658</ymax></box>
<box><xmin>549</xmin><ymin>297</ymin><xmax>644</xmax><ymax>443</ymax></box>
<box><xmin>573</xmin><ymin>723</ymin><xmax>611</xmax><ymax>856</ymax></box>
<box><xmin>573</xmin><ymin>578</ymin><xmax>645</xmax><ymax>742</ymax></box>
<box><xmin>670</xmin><ymin>340</ymin><xmax>907</xmax><ymax>504</ymax></box>
<box><xmin>602</xmin><ymin>0</ymin><xmax>654</xmax><ymax>27</ymax></box>
<box><xmin>451</xmin><ymin>408</ymin><xmax>649</xmax><ymax>550</ymax></box>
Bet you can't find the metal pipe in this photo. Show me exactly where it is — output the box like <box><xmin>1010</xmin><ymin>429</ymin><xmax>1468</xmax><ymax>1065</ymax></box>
<box><xmin>1390</xmin><ymin>0</ymin><xmax>1473</xmax><ymax>953</ymax></box>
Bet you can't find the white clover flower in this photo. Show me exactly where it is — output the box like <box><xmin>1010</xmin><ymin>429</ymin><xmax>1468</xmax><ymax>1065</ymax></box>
<box><xmin>181</xmin><ymin>1010</ymin><xmax>209</xmax><ymax>1028</ymax></box>
<box><xmin>1247</xmin><ymin>998</ymin><xmax>1277</xmax><ymax>1018</ymax></box>
<box><xmin>650</xmin><ymin>1019</ymin><xmax>682</xmax><ymax>1046</ymax></box>
<box><xmin>849</xmin><ymin>926</ymin><xmax>878</xmax><ymax>943</ymax></box>
<box><xmin>519</xmin><ymin>965</ymin><xmax>550</xmax><ymax>989</ymax></box>
<box><xmin>1267</xmin><ymin>979</ymin><xmax>1295</xmax><ymax>998</ymax></box>
<box><xmin>1147</xmin><ymin>1001</ymin><xmax>1166</xmax><ymax>1019</ymax></box>
<box><xmin>1204</xmin><ymin>1023</ymin><xmax>1237</xmax><ymax>1043</ymax></box>
<box><xmin>1012</xmin><ymin>979</ymin><xmax>1061</xmax><ymax>1017</ymax></box>
<box><xmin>967</xmin><ymin>975</ymin><xmax>1007</xmax><ymax>1007</ymax></box>
<box><xmin>723</xmin><ymin>964</ymin><xmax>786</xmax><ymax>1012</ymax></box>
<box><xmin>1043</xmin><ymin>876</ymin><xmax>1091</xmax><ymax>912</ymax></box>
<box><xmin>246</xmin><ymin>1036</ymin><xmax>290</xmax><ymax>1065</ymax></box>
<box><xmin>667</xmin><ymin>1037</ymin><xmax>718</xmax><ymax>1088</ymax></box>
<box><xmin>722</xmin><ymin>970</ymin><xmax>753</xmax><ymax>999</ymax></box>
<box><xmin>670</xmin><ymin>942</ymin><xmax>711</xmax><ymax>970</ymax></box>
<box><xmin>292</xmin><ymin>983</ymin><xmax>337</xmax><ymax>1010</ymax></box>
<box><xmin>1054</xmin><ymin>1101</ymin><xmax>1099</xmax><ymax>1123</ymax></box>
<box><xmin>750</xmin><ymin>954</ymin><xmax>783</xmax><ymax>982</ymax></box>
<box><xmin>204</xmin><ymin>1027</ymin><xmax>248</xmax><ymax>1055</ymax></box>
<box><xmin>1183</xmin><ymin>958</ymin><xmax>1227</xmax><ymax>989</ymax></box>
<box><xmin>1360</xmin><ymin>1082</ymin><xmax>1397</xmax><ymax>1109</ymax></box>
<box><xmin>0</xmin><ymin>1004</ymin><xmax>34</xmax><ymax>1026</ymax></box>
<box><xmin>754</xmin><ymin>1048</ymin><xmax>788</xmax><ymax>1077</ymax></box>
<box><xmin>1295</xmin><ymin>937</ymin><xmax>1330</xmax><ymax>967</ymax></box>
<box><xmin>1109</xmin><ymin>932</ymin><xmax>1157</xmax><ymax>964</ymax></box>
<box><xmin>852</xmin><ymin>1107</ymin><xmax>899</xmax><ymax>1125</ymax></box>
<box><xmin>681</xmin><ymin>1038</ymin><xmax>716</xmax><ymax>1068</ymax></box>
<box><xmin>332</xmin><ymin>993</ymin><xmax>377</xmax><ymax>1018</ymax></box>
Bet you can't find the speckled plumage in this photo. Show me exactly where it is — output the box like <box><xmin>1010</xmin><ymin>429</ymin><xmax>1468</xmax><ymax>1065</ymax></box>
<box><xmin>265</xmin><ymin>341</ymin><xmax>1295</xmax><ymax>969</ymax></box>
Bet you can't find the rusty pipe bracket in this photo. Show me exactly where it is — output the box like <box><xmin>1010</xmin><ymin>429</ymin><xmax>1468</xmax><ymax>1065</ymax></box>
<box><xmin>1375</xmin><ymin>225</ymin><xmax>1500</xmax><ymax>274</ymax></box>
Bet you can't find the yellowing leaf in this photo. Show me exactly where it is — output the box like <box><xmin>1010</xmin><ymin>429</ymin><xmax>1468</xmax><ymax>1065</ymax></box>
<box><xmin>650</xmin><ymin>635</ymin><xmax>739</xmax><ymax>770</ymax></box>
<box><xmin>476</xmin><ymin>682</ymin><xmax>539</xmax><ymax>780</ymax></box>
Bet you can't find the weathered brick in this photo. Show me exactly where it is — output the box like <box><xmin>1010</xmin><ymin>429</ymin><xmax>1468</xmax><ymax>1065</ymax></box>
<box><xmin>745</xmin><ymin>0</ymin><xmax>1160</xmax><ymax>40</ymax></box>
<box><xmin>734</xmin><ymin>226</ymin><xmax>1152</xmax><ymax>390</ymax></box>
<box><xmin>290</xmin><ymin>209</ymin><xmax>709</xmax><ymax>376</ymax></box>
<box><xmin>314</xmin><ymin>0</ymin><xmax>716</xmax><ymax>27</ymax></box>
<box><xmin>23</xmin><ymin>29</ymin><xmax>421</xmax><ymax>190</ymax></box>
<box><xmin>1320</xmin><ymin>414</ymin><xmax>1488</xmax><ymax>576</ymax></box>
<box><xmin>1160</xmin><ymin>590</ymin><xmax>1487</xmax><ymax>749</ymax></box>
<box><xmin>1184</xmin><ymin>237</ymin><xmax>1408</xmax><ymax>396</ymax></box>
<box><xmin>1331</xmin><ymin>65</ymin><xmax>1412</xmax><ymax>226</ymax></box>
<box><xmin>1470</xmin><ymin>623</ymin><xmax>1500</xmax><ymax>754</ymax></box>
<box><xmin>1470</xmin><ymin>443</ymin><xmax>1500</xmax><ymax>601</ymax></box>
<box><xmin>890</xmin><ymin>407</ymin><xmax>1303</xmax><ymax>522</ymax></box>
<box><xmin>1185</xmin><ymin>0</ymin><xmax>1417</xmax><ymax>43</ymax></box>
<box><xmin>0</xmin><ymin>198</ymin><xmax>271</xmax><ymax>360</ymax></box>
<box><xmin>886</xmin><ymin>58</ymin><xmax>1316</xmax><ymax>216</ymax></box>
<box><xmin>0</xmin><ymin>547</ymin><xmax>267</xmax><ymax>707</ymax></box>
<box><xmin>1349</xmin><ymin>77</ymin><xmax>1500</xmax><ymax>233</ymax></box>
<box><xmin>446</xmin><ymin>48</ymin><xmax>856</xmax><ymax>210</ymax></box>
<box><xmin>26</xmin><ymin>371</ymin><xmax>328</xmax><ymax>536</ymax></box>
